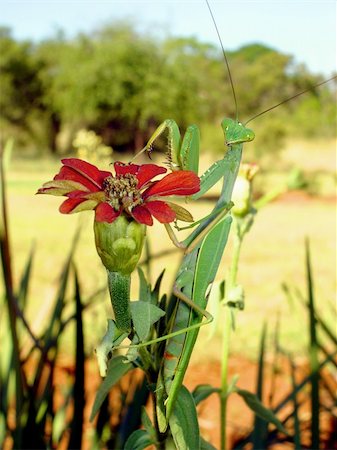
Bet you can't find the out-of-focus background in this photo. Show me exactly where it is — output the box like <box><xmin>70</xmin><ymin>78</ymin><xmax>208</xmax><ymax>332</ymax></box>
<box><xmin>1</xmin><ymin>1</ymin><xmax>336</xmax><ymax>448</ymax></box>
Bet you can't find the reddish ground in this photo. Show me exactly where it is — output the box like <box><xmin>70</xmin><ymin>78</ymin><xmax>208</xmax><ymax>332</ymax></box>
<box><xmin>74</xmin><ymin>354</ymin><xmax>337</xmax><ymax>449</ymax></box>
<box><xmin>4</xmin><ymin>352</ymin><xmax>336</xmax><ymax>449</ymax></box>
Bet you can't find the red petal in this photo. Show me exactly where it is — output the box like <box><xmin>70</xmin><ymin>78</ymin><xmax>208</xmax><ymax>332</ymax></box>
<box><xmin>59</xmin><ymin>198</ymin><xmax>86</xmax><ymax>214</ymax></box>
<box><xmin>56</xmin><ymin>158</ymin><xmax>111</xmax><ymax>191</ymax></box>
<box><xmin>145</xmin><ymin>201</ymin><xmax>176</xmax><ymax>223</ymax></box>
<box><xmin>54</xmin><ymin>166</ymin><xmax>96</xmax><ymax>191</ymax></box>
<box><xmin>143</xmin><ymin>171</ymin><xmax>200</xmax><ymax>199</ymax></box>
<box><xmin>114</xmin><ymin>161</ymin><xmax>140</xmax><ymax>176</ymax></box>
<box><xmin>136</xmin><ymin>164</ymin><xmax>167</xmax><ymax>188</ymax></box>
<box><xmin>131</xmin><ymin>205</ymin><xmax>153</xmax><ymax>226</ymax></box>
<box><xmin>62</xmin><ymin>158</ymin><xmax>111</xmax><ymax>184</ymax></box>
<box><xmin>95</xmin><ymin>203</ymin><xmax>121</xmax><ymax>223</ymax></box>
<box><xmin>66</xmin><ymin>190</ymin><xmax>88</xmax><ymax>198</ymax></box>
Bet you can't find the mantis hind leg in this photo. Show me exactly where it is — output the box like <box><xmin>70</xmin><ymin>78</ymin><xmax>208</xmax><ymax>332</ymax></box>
<box><xmin>114</xmin><ymin>285</ymin><xmax>213</xmax><ymax>351</ymax></box>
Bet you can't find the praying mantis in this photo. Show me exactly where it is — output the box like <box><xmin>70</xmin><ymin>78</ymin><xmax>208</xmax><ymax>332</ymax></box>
<box><xmin>145</xmin><ymin>118</ymin><xmax>255</xmax><ymax>431</ymax></box>
<box><xmin>93</xmin><ymin>117</ymin><xmax>255</xmax><ymax>428</ymax></box>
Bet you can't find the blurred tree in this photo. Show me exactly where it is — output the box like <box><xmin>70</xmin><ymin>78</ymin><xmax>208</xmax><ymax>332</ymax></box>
<box><xmin>0</xmin><ymin>25</ymin><xmax>335</xmax><ymax>156</ymax></box>
<box><xmin>0</xmin><ymin>27</ymin><xmax>45</xmax><ymax>147</ymax></box>
<box><xmin>38</xmin><ymin>24</ymin><xmax>166</xmax><ymax>152</ymax></box>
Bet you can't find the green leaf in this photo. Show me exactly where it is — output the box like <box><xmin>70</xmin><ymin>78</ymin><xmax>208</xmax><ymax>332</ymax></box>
<box><xmin>192</xmin><ymin>384</ymin><xmax>220</xmax><ymax>405</ymax></box>
<box><xmin>137</xmin><ymin>267</ymin><xmax>152</xmax><ymax>303</ymax></box>
<box><xmin>169</xmin><ymin>385</ymin><xmax>200</xmax><ymax>450</ymax></box>
<box><xmin>200</xmin><ymin>437</ymin><xmax>217</xmax><ymax>450</ymax></box>
<box><xmin>141</xmin><ymin>407</ymin><xmax>157</xmax><ymax>441</ymax></box>
<box><xmin>156</xmin><ymin>373</ymin><xmax>168</xmax><ymax>433</ymax></box>
<box><xmin>235</xmin><ymin>388</ymin><xmax>287</xmax><ymax>434</ymax></box>
<box><xmin>90</xmin><ymin>356</ymin><xmax>133</xmax><ymax>421</ymax></box>
<box><xmin>130</xmin><ymin>301</ymin><xmax>165</xmax><ymax>341</ymax></box>
<box><xmin>151</xmin><ymin>269</ymin><xmax>165</xmax><ymax>304</ymax></box>
<box><xmin>124</xmin><ymin>429</ymin><xmax>153</xmax><ymax>450</ymax></box>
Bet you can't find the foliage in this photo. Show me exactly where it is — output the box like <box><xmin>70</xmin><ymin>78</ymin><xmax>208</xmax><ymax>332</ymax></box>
<box><xmin>0</xmin><ymin>23</ymin><xmax>335</xmax><ymax>156</ymax></box>
<box><xmin>231</xmin><ymin>242</ymin><xmax>337</xmax><ymax>449</ymax></box>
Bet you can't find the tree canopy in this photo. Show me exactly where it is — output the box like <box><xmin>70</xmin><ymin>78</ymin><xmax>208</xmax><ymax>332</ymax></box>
<box><xmin>0</xmin><ymin>23</ymin><xmax>335</xmax><ymax>156</ymax></box>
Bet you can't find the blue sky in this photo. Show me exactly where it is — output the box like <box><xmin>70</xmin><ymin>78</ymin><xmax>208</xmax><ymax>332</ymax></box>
<box><xmin>1</xmin><ymin>0</ymin><xmax>336</xmax><ymax>77</ymax></box>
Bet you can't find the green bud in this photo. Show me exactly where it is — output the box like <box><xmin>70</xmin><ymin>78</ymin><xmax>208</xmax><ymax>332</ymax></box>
<box><xmin>232</xmin><ymin>163</ymin><xmax>259</xmax><ymax>217</ymax></box>
<box><xmin>232</xmin><ymin>177</ymin><xmax>251</xmax><ymax>217</ymax></box>
<box><xmin>94</xmin><ymin>214</ymin><xmax>146</xmax><ymax>275</ymax></box>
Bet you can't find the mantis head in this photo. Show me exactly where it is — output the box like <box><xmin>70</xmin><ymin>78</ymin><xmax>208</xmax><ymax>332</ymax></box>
<box><xmin>221</xmin><ymin>118</ymin><xmax>255</xmax><ymax>146</ymax></box>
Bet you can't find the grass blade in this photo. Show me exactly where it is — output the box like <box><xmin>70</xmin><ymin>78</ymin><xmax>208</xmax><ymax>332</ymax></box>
<box><xmin>68</xmin><ymin>266</ymin><xmax>85</xmax><ymax>450</ymax></box>
<box><xmin>305</xmin><ymin>239</ymin><xmax>320</xmax><ymax>450</ymax></box>
<box><xmin>0</xmin><ymin>140</ymin><xmax>26</xmax><ymax>448</ymax></box>
<box><xmin>269</xmin><ymin>314</ymin><xmax>281</xmax><ymax>408</ymax></box>
<box><xmin>273</xmin><ymin>351</ymin><xmax>336</xmax><ymax>415</ymax></box>
<box><xmin>17</xmin><ymin>244</ymin><xmax>35</xmax><ymax>309</ymax></box>
<box><xmin>251</xmin><ymin>323</ymin><xmax>268</xmax><ymax>449</ymax></box>
<box><xmin>288</xmin><ymin>357</ymin><xmax>301</xmax><ymax>449</ymax></box>
<box><xmin>90</xmin><ymin>356</ymin><xmax>134</xmax><ymax>421</ymax></box>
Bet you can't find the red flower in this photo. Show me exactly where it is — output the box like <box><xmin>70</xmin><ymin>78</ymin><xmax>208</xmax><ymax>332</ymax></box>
<box><xmin>37</xmin><ymin>158</ymin><xmax>200</xmax><ymax>226</ymax></box>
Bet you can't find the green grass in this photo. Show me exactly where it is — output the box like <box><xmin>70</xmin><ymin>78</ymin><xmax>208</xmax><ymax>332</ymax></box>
<box><xmin>3</xmin><ymin>140</ymin><xmax>336</xmax><ymax>359</ymax></box>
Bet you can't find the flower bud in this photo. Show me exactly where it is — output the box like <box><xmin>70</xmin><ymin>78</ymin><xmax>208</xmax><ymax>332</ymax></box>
<box><xmin>232</xmin><ymin>163</ymin><xmax>259</xmax><ymax>217</ymax></box>
<box><xmin>94</xmin><ymin>214</ymin><xmax>146</xmax><ymax>275</ymax></box>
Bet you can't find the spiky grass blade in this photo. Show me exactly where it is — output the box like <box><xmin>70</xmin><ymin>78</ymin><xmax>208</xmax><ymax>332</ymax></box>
<box><xmin>68</xmin><ymin>267</ymin><xmax>85</xmax><ymax>450</ymax></box>
<box><xmin>288</xmin><ymin>357</ymin><xmax>301</xmax><ymax>449</ymax></box>
<box><xmin>305</xmin><ymin>240</ymin><xmax>320</xmax><ymax>450</ymax></box>
<box><xmin>0</xmin><ymin>140</ymin><xmax>26</xmax><ymax>448</ymax></box>
<box><xmin>251</xmin><ymin>323</ymin><xmax>268</xmax><ymax>449</ymax></box>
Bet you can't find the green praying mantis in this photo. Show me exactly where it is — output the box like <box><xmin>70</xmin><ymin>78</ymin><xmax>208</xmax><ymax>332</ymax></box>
<box><xmin>144</xmin><ymin>118</ymin><xmax>255</xmax><ymax>431</ymax></box>
<box><xmin>93</xmin><ymin>115</ymin><xmax>255</xmax><ymax>429</ymax></box>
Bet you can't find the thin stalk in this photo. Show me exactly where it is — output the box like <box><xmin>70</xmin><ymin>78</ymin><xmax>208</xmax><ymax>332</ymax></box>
<box><xmin>306</xmin><ymin>240</ymin><xmax>320</xmax><ymax>449</ymax></box>
<box><xmin>228</xmin><ymin>230</ymin><xmax>242</xmax><ymax>290</ymax></box>
<box><xmin>220</xmin><ymin>222</ymin><xmax>242</xmax><ymax>450</ymax></box>
<box><xmin>220</xmin><ymin>305</ymin><xmax>233</xmax><ymax>450</ymax></box>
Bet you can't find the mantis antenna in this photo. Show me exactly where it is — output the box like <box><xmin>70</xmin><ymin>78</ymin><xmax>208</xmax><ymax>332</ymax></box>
<box><xmin>245</xmin><ymin>75</ymin><xmax>337</xmax><ymax>125</ymax></box>
<box><xmin>205</xmin><ymin>0</ymin><xmax>239</xmax><ymax>122</ymax></box>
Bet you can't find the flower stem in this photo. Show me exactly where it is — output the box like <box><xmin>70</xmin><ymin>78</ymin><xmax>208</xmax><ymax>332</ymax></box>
<box><xmin>107</xmin><ymin>271</ymin><xmax>131</xmax><ymax>332</ymax></box>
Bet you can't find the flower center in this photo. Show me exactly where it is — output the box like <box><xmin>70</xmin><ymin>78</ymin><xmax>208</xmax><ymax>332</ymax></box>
<box><xmin>102</xmin><ymin>174</ymin><xmax>142</xmax><ymax>211</ymax></box>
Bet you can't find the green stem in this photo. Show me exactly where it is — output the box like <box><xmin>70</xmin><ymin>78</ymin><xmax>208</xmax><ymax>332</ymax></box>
<box><xmin>228</xmin><ymin>226</ymin><xmax>242</xmax><ymax>290</ymax></box>
<box><xmin>220</xmin><ymin>221</ymin><xmax>242</xmax><ymax>450</ymax></box>
<box><xmin>220</xmin><ymin>305</ymin><xmax>232</xmax><ymax>450</ymax></box>
<box><xmin>107</xmin><ymin>271</ymin><xmax>131</xmax><ymax>332</ymax></box>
